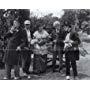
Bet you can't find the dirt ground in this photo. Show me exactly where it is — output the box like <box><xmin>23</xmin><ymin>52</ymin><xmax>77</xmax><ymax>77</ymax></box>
<box><xmin>0</xmin><ymin>42</ymin><xmax>90</xmax><ymax>80</ymax></box>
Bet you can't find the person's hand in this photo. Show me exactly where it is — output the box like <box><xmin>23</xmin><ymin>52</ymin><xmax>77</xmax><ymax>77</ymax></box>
<box><xmin>35</xmin><ymin>44</ymin><xmax>40</xmax><ymax>49</ymax></box>
<box><xmin>31</xmin><ymin>39</ymin><xmax>38</xmax><ymax>45</ymax></box>
<box><xmin>68</xmin><ymin>43</ymin><xmax>72</xmax><ymax>47</ymax></box>
<box><xmin>69</xmin><ymin>40</ymin><xmax>74</xmax><ymax>43</ymax></box>
<box><xmin>16</xmin><ymin>46</ymin><xmax>21</xmax><ymax>51</ymax></box>
<box><xmin>64</xmin><ymin>43</ymin><xmax>72</xmax><ymax>49</ymax></box>
<box><xmin>53</xmin><ymin>40</ymin><xmax>57</xmax><ymax>43</ymax></box>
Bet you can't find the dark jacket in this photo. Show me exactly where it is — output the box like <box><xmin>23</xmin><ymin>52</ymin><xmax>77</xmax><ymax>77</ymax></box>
<box><xmin>3</xmin><ymin>29</ymin><xmax>26</xmax><ymax>65</ymax></box>
<box><xmin>65</xmin><ymin>31</ymin><xmax>81</xmax><ymax>61</ymax></box>
<box><xmin>21</xmin><ymin>29</ymin><xmax>32</xmax><ymax>59</ymax></box>
<box><xmin>50</xmin><ymin>28</ymin><xmax>66</xmax><ymax>51</ymax></box>
<box><xmin>20</xmin><ymin>29</ymin><xmax>30</xmax><ymax>49</ymax></box>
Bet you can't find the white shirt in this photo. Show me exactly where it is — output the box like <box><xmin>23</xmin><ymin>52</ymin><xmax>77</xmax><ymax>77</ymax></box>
<box><xmin>64</xmin><ymin>32</ymin><xmax>72</xmax><ymax>49</ymax></box>
<box><xmin>33</xmin><ymin>30</ymin><xmax>49</xmax><ymax>39</ymax></box>
<box><xmin>25</xmin><ymin>28</ymin><xmax>31</xmax><ymax>42</ymax></box>
<box><xmin>33</xmin><ymin>30</ymin><xmax>49</xmax><ymax>55</ymax></box>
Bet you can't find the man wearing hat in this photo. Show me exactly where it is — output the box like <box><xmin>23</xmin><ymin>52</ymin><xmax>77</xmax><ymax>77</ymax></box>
<box><xmin>51</xmin><ymin>21</ymin><xmax>66</xmax><ymax>72</ymax></box>
<box><xmin>21</xmin><ymin>20</ymin><xmax>32</xmax><ymax>79</ymax></box>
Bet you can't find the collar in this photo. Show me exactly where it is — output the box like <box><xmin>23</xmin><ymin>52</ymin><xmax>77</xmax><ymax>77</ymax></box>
<box><xmin>25</xmin><ymin>28</ymin><xmax>30</xmax><ymax>31</ymax></box>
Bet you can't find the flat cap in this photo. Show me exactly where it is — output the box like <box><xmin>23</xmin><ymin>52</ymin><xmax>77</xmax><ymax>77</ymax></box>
<box><xmin>24</xmin><ymin>20</ymin><xmax>30</xmax><ymax>25</ymax></box>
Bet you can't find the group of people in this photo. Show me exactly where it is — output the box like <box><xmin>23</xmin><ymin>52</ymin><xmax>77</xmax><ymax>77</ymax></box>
<box><xmin>2</xmin><ymin>19</ymin><xmax>81</xmax><ymax>80</ymax></box>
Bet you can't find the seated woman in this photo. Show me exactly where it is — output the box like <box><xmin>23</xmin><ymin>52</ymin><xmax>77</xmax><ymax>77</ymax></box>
<box><xmin>31</xmin><ymin>25</ymin><xmax>50</xmax><ymax>74</ymax></box>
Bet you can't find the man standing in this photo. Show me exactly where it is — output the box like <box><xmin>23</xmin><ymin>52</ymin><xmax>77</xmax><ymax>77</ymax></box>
<box><xmin>21</xmin><ymin>20</ymin><xmax>32</xmax><ymax>79</ymax></box>
<box><xmin>64</xmin><ymin>25</ymin><xmax>80</xmax><ymax>80</ymax></box>
<box><xmin>51</xmin><ymin>21</ymin><xmax>66</xmax><ymax>72</ymax></box>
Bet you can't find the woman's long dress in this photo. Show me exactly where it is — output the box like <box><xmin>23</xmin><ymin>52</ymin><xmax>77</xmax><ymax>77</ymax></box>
<box><xmin>32</xmin><ymin>30</ymin><xmax>49</xmax><ymax>74</ymax></box>
<box><xmin>3</xmin><ymin>30</ymin><xmax>24</xmax><ymax>66</ymax></box>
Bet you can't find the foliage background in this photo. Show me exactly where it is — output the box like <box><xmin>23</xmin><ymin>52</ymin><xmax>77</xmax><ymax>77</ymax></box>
<box><xmin>0</xmin><ymin>9</ymin><xmax>90</xmax><ymax>66</ymax></box>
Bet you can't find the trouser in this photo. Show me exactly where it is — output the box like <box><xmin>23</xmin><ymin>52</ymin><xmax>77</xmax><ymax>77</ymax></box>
<box><xmin>22</xmin><ymin>50</ymin><xmax>31</xmax><ymax>74</ymax></box>
<box><xmin>66</xmin><ymin>58</ymin><xmax>78</xmax><ymax>77</ymax></box>
<box><xmin>52</xmin><ymin>49</ymin><xmax>63</xmax><ymax>71</ymax></box>
<box><xmin>5</xmin><ymin>64</ymin><xmax>20</xmax><ymax>79</ymax></box>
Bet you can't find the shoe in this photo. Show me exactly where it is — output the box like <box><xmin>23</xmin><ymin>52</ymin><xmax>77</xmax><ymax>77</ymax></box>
<box><xmin>66</xmin><ymin>76</ymin><xmax>70</xmax><ymax>80</ymax></box>
<box><xmin>3</xmin><ymin>77</ymin><xmax>11</xmax><ymax>80</ymax></box>
<box><xmin>14</xmin><ymin>77</ymin><xmax>20</xmax><ymax>80</ymax></box>
<box><xmin>27</xmin><ymin>75</ymin><xmax>31</xmax><ymax>79</ymax></box>
<box><xmin>3</xmin><ymin>77</ymin><xmax>8</xmax><ymax>80</ymax></box>
<box><xmin>74</xmin><ymin>76</ymin><xmax>79</xmax><ymax>80</ymax></box>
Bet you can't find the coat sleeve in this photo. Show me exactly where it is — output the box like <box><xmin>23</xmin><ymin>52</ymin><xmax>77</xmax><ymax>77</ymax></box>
<box><xmin>71</xmin><ymin>32</ymin><xmax>81</xmax><ymax>46</ymax></box>
<box><xmin>50</xmin><ymin>31</ymin><xmax>56</xmax><ymax>42</ymax></box>
<box><xmin>19</xmin><ymin>30</ymin><xmax>28</xmax><ymax>48</ymax></box>
<box><xmin>4</xmin><ymin>31</ymin><xmax>13</xmax><ymax>40</ymax></box>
